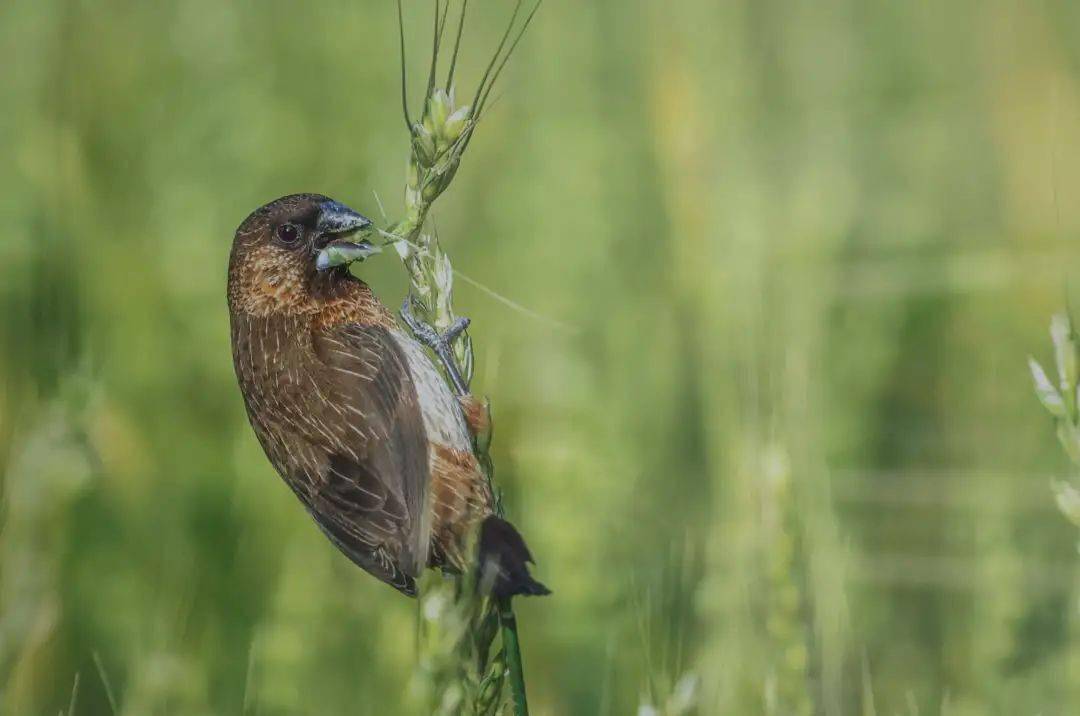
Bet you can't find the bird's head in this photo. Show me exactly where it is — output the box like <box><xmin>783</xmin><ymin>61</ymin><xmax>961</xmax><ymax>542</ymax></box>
<box><xmin>228</xmin><ymin>194</ymin><xmax>380</xmax><ymax>316</ymax></box>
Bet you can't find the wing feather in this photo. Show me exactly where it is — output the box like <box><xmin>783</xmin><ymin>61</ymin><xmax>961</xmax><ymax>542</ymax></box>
<box><xmin>287</xmin><ymin>323</ymin><xmax>431</xmax><ymax>594</ymax></box>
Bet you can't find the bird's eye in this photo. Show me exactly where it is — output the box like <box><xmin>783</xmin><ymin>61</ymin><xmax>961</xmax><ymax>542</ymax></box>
<box><xmin>275</xmin><ymin>223</ymin><xmax>301</xmax><ymax>245</ymax></box>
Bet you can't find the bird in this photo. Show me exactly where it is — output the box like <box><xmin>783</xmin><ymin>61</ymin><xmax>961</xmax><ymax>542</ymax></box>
<box><xmin>227</xmin><ymin>193</ymin><xmax>548</xmax><ymax>598</ymax></box>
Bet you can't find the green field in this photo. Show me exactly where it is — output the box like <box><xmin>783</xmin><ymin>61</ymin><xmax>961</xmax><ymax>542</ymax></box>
<box><xmin>3</xmin><ymin>1</ymin><xmax>1080</xmax><ymax>713</ymax></box>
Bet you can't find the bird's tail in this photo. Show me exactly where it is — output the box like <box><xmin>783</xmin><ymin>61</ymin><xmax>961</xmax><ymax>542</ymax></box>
<box><xmin>478</xmin><ymin>515</ymin><xmax>551</xmax><ymax>598</ymax></box>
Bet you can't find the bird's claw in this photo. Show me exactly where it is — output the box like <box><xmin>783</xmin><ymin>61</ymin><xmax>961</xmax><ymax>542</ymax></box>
<box><xmin>400</xmin><ymin>297</ymin><xmax>470</xmax><ymax>354</ymax></box>
<box><xmin>400</xmin><ymin>296</ymin><xmax>471</xmax><ymax>396</ymax></box>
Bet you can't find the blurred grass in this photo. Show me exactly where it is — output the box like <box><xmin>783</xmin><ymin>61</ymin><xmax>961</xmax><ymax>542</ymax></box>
<box><xmin>2</xmin><ymin>0</ymin><xmax>1080</xmax><ymax>714</ymax></box>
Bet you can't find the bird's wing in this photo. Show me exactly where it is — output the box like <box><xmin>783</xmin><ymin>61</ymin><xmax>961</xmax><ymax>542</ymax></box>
<box><xmin>293</xmin><ymin>322</ymin><xmax>431</xmax><ymax>595</ymax></box>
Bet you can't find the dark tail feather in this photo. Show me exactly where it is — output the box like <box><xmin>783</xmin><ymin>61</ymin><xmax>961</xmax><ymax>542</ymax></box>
<box><xmin>478</xmin><ymin>516</ymin><xmax>551</xmax><ymax>598</ymax></box>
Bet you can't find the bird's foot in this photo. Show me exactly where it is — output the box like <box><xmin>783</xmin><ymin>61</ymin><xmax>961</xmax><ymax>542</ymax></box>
<box><xmin>400</xmin><ymin>297</ymin><xmax>470</xmax><ymax>352</ymax></box>
<box><xmin>400</xmin><ymin>296</ymin><xmax>471</xmax><ymax>396</ymax></box>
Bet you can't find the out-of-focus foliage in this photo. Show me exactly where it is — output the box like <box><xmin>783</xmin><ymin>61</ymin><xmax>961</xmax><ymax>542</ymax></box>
<box><xmin>1029</xmin><ymin>314</ymin><xmax>1080</xmax><ymax>533</ymax></box>
<box><xmin>2</xmin><ymin>1</ymin><xmax>1080</xmax><ymax>714</ymax></box>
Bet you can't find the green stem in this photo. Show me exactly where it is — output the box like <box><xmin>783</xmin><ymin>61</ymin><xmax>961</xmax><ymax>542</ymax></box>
<box><xmin>415</xmin><ymin>281</ymin><xmax>529</xmax><ymax>715</ymax></box>
<box><xmin>479</xmin><ymin>448</ymin><xmax>529</xmax><ymax>715</ymax></box>
<box><xmin>498</xmin><ymin>596</ymin><xmax>530</xmax><ymax>715</ymax></box>
<box><xmin>391</xmin><ymin>6</ymin><xmax>541</xmax><ymax>712</ymax></box>
<box><xmin>470</xmin><ymin>377</ymin><xmax>531</xmax><ymax>716</ymax></box>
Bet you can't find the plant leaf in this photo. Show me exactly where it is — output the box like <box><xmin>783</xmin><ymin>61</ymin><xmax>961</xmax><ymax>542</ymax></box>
<box><xmin>1029</xmin><ymin>357</ymin><xmax>1066</xmax><ymax>417</ymax></box>
<box><xmin>1052</xmin><ymin>480</ymin><xmax>1080</xmax><ymax>528</ymax></box>
<box><xmin>1051</xmin><ymin>313</ymin><xmax>1078</xmax><ymax>390</ymax></box>
<box><xmin>1056</xmin><ymin>420</ymin><xmax>1080</xmax><ymax>466</ymax></box>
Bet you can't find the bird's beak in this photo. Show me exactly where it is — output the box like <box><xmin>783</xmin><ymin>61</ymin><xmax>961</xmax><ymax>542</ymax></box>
<box><xmin>314</xmin><ymin>200</ymin><xmax>380</xmax><ymax>271</ymax></box>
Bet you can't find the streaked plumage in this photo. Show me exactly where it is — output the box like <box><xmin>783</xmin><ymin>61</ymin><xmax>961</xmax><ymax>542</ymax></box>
<box><xmin>227</xmin><ymin>194</ymin><xmax>546</xmax><ymax>597</ymax></box>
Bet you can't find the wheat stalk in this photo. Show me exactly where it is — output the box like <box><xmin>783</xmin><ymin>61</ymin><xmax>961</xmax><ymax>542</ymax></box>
<box><xmin>383</xmin><ymin>2</ymin><xmax>542</xmax><ymax>713</ymax></box>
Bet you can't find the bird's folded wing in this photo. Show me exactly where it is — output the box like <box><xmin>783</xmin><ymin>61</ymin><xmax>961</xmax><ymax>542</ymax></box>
<box><xmin>291</xmin><ymin>322</ymin><xmax>431</xmax><ymax>595</ymax></box>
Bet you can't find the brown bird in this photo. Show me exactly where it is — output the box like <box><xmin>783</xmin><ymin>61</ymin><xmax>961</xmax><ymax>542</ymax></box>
<box><xmin>227</xmin><ymin>193</ymin><xmax>548</xmax><ymax>598</ymax></box>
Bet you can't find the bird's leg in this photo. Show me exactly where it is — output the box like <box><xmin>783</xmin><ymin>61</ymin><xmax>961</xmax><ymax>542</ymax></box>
<box><xmin>400</xmin><ymin>297</ymin><xmax>493</xmax><ymax>451</ymax></box>
<box><xmin>400</xmin><ymin>296</ymin><xmax>471</xmax><ymax>397</ymax></box>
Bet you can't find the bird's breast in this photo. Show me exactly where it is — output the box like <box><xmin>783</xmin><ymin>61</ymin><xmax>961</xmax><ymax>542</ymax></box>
<box><xmin>390</xmin><ymin>329</ymin><xmax>472</xmax><ymax>454</ymax></box>
<box><xmin>391</xmin><ymin>329</ymin><xmax>493</xmax><ymax>567</ymax></box>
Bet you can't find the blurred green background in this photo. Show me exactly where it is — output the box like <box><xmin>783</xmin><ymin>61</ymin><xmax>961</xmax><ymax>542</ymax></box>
<box><xmin>3</xmin><ymin>0</ymin><xmax>1080</xmax><ymax>714</ymax></box>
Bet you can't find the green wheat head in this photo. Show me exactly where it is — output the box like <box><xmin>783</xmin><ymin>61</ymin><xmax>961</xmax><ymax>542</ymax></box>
<box><xmin>380</xmin><ymin>2</ymin><xmax>541</xmax><ymax>713</ymax></box>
